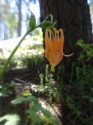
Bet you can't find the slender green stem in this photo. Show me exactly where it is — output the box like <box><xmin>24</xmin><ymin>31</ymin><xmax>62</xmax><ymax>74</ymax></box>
<box><xmin>0</xmin><ymin>29</ymin><xmax>31</xmax><ymax>79</ymax></box>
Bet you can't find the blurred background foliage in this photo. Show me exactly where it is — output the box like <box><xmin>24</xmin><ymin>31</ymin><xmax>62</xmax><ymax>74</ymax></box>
<box><xmin>0</xmin><ymin>0</ymin><xmax>40</xmax><ymax>40</ymax></box>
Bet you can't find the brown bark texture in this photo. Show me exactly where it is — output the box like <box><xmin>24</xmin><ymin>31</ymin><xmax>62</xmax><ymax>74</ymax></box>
<box><xmin>39</xmin><ymin>1</ymin><xmax>93</xmax><ymax>124</ymax></box>
<box><xmin>39</xmin><ymin>0</ymin><xmax>92</xmax><ymax>58</ymax></box>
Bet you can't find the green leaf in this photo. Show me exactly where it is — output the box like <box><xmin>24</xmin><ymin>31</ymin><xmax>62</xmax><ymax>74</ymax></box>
<box><xmin>26</xmin><ymin>96</ymin><xmax>39</xmax><ymax>103</ymax></box>
<box><xmin>26</xmin><ymin>109</ymin><xmax>42</xmax><ymax>124</ymax></box>
<box><xmin>90</xmin><ymin>98</ymin><xmax>93</xmax><ymax>103</ymax></box>
<box><xmin>31</xmin><ymin>103</ymin><xmax>42</xmax><ymax>112</ymax></box>
<box><xmin>11</xmin><ymin>97</ymin><xmax>26</xmax><ymax>104</ymax></box>
<box><xmin>26</xmin><ymin>103</ymin><xmax>58</xmax><ymax>125</ymax></box>
<box><xmin>29</xmin><ymin>11</ymin><xmax>36</xmax><ymax>30</ymax></box>
<box><xmin>38</xmin><ymin>21</ymin><xmax>56</xmax><ymax>28</ymax></box>
<box><xmin>41</xmin><ymin>108</ymin><xmax>59</xmax><ymax>125</ymax></box>
<box><xmin>21</xmin><ymin>91</ymin><xmax>32</xmax><ymax>97</ymax></box>
<box><xmin>11</xmin><ymin>96</ymin><xmax>39</xmax><ymax>104</ymax></box>
<box><xmin>0</xmin><ymin>114</ymin><xmax>20</xmax><ymax>125</ymax></box>
<box><xmin>50</xmin><ymin>66</ymin><xmax>55</xmax><ymax>73</ymax></box>
<box><xmin>0</xmin><ymin>84</ymin><xmax>13</xmax><ymax>97</ymax></box>
<box><xmin>76</xmin><ymin>39</ymin><xmax>84</xmax><ymax>47</ymax></box>
<box><xmin>41</xmin><ymin>108</ymin><xmax>51</xmax><ymax>117</ymax></box>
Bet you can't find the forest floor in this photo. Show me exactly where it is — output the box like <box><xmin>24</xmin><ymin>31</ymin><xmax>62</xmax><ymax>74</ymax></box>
<box><xmin>0</xmin><ymin>36</ymin><xmax>62</xmax><ymax>125</ymax></box>
<box><xmin>1</xmin><ymin>68</ymin><xmax>62</xmax><ymax>125</ymax></box>
<box><xmin>1</xmin><ymin>36</ymin><xmax>91</xmax><ymax>125</ymax></box>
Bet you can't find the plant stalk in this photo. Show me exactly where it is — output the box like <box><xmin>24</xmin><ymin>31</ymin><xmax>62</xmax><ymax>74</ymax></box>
<box><xmin>0</xmin><ymin>29</ymin><xmax>31</xmax><ymax>79</ymax></box>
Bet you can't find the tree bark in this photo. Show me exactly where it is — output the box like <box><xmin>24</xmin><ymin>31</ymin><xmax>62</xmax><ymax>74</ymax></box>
<box><xmin>39</xmin><ymin>1</ymin><xmax>93</xmax><ymax>124</ymax></box>
<box><xmin>39</xmin><ymin>0</ymin><xmax>92</xmax><ymax>62</ymax></box>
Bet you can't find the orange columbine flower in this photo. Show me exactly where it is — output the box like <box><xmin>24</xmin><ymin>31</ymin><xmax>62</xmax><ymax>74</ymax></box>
<box><xmin>44</xmin><ymin>28</ymin><xmax>64</xmax><ymax>67</ymax></box>
<box><xmin>44</xmin><ymin>28</ymin><xmax>73</xmax><ymax>72</ymax></box>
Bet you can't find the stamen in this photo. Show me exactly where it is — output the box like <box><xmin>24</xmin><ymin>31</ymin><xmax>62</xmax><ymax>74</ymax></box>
<box><xmin>53</xmin><ymin>28</ymin><xmax>56</xmax><ymax>38</ymax></box>
<box><xmin>59</xmin><ymin>31</ymin><xmax>62</xmax><ymax>38</ymax></box>
<box><xmin>59</xmin><ymin>29</ymin><xmax>63</xmax><ymax>38</ymax></box>
<box><xmin>48</xmin><ymin>30</ymin><xmax>51</xmax><ymax>38</ymax></box>
<box><xmin>56</xmin><ymin>30</ymin><xmax>59</xmax><ymax>38</ymax></box>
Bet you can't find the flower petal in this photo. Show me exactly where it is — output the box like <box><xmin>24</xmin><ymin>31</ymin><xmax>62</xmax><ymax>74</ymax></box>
<box><xmin>44</xmin><ymin>28</ymin><xmax>65</xmax><ymax>67</ymax></box>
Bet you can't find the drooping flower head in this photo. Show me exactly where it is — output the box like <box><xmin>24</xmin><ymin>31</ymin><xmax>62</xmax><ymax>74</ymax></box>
<box><xmin>44</xmin><ymin>28</ymin><xmax>64</xmax><ymax>67</ymax></box>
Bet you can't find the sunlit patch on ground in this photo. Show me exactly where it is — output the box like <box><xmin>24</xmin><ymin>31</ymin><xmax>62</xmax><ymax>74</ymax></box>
<box><xmin>0</xmin><ymin>35</ymin><xmax>43</xmax><ymax>58</ymax></box>
<box><xmin>0</xmin><ymin>35</ymin><xmax>44</xmax><ymax>68</ymax></box>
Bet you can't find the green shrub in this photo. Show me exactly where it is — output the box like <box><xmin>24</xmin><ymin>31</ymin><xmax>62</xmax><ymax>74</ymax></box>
<box><xmin>62</xmin><ymin>40</ymin><xmax>93</xmax><ymax>125</ymax></box>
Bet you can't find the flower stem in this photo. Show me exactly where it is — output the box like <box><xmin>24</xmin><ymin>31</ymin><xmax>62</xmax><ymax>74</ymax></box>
<box><xmin>0</xmin><ymin>29</ymin><xmax>31</xmax><ymax>79</ymax></box>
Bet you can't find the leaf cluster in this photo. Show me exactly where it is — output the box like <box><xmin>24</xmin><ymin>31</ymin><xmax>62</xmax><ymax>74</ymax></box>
<box><xmin>11</xmin><ymin>95</ymin><xmax>59</xmax><ymax>125</ymax></box>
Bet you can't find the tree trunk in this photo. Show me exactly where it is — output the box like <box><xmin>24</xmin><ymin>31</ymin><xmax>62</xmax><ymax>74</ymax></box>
<box><xmin>39</xmin><ymin>0</ymin><xmax>92</xmax><ymax>65</ymax></box>
<box><xmin>39</xmin><ymin>1</ymin><xmax>92</xmax><ymax>124</ymax></box>
<box><xmin>39</xmin><ymin>1</ymin><xmax>93</xmax><ymax>86</ymax></box>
